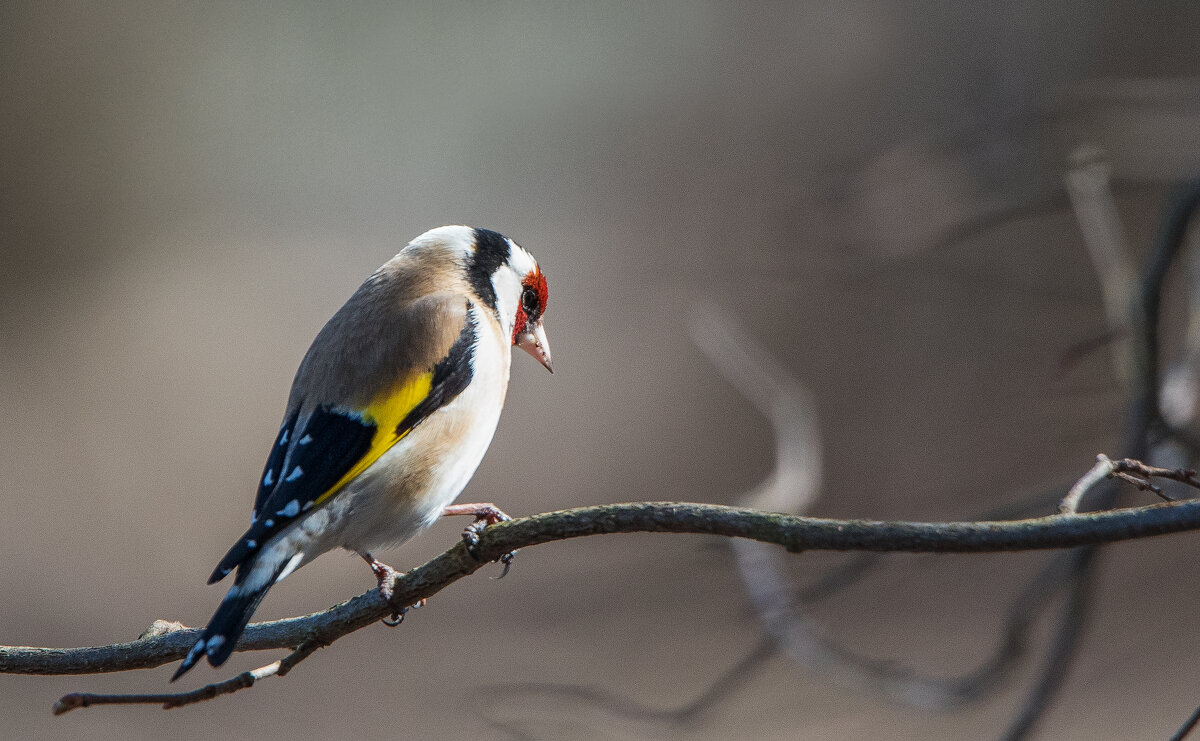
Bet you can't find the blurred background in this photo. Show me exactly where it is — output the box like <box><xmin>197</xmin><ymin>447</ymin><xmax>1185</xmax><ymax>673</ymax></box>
<box><xmin>3</xmin><ymin>2</ymin><xmax>1200</xmax><ymax>739</ymax></box>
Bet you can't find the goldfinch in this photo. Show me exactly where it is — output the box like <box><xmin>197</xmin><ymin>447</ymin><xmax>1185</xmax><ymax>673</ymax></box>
<box><xmin>173</xmin><ymin>225</ymin><xmax>552</xmax><ymax>681</ymax></box>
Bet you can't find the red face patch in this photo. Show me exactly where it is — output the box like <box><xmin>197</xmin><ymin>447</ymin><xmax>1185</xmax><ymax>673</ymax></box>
<box><xmin>534</xmin><ymin>270</ymin><xmax>549</xmax><ymax>313</ymax></box>
<box><xmin>512</xmin><ymin>268</ymin><xmax>549</xmax><ymax>344</ymax></box>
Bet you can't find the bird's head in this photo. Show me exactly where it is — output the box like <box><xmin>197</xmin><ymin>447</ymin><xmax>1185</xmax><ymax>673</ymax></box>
<box><xmin>505</xmin><ymin>261</ymin><xmax>551</xmax><ymax>373</ymax></box>
<box><xmin>494</xmin><ymin>241</ymin><xmax>551</xmax><ymax>373</ymax></box>
<box><xmin>416</xmin><ymin>225</ymin><xmax>553</xmax><ymax>373</ymax></box>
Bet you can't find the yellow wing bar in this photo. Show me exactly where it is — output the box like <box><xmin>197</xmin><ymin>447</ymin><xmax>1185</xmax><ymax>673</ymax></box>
<box><xmin>313</xmin><ymin>371</ymin><xmax>434</xmax><ymax>507</ymax></box>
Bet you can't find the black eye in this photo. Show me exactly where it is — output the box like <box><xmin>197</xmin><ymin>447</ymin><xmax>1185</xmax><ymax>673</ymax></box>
<box><xmin>521</xmin><ymin>287</ymin><xmax>538</xmax><ymax>314</ymax></box>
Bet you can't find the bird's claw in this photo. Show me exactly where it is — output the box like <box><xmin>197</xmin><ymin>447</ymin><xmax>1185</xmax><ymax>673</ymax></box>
<box><xmin>464</xmin><ymin>529</ymin><xmax>517</xmax><ymax>577</ymax></box>
<box><xmin>461</xmin><ymin>519</ymin><xmax>485</xmax><ymax>553</ymax></box>
<box><xmin>444</xmin><ymin>503</ymin><xmax>517</xmax><ymax>574</ymax></box>
<box><xmin>380</xmin><ymin>598</ymin><xmax>427</xmax><ymax>627</ymax></box>
<box><xmin>460</xmin><ymin>516</ymin><xmax>517</xmax><ymax>575</ymax></box>
<box><xmin>494</xmin><ymin>550</ymin><xmax>516</xmax><ymax>579</ymax></box>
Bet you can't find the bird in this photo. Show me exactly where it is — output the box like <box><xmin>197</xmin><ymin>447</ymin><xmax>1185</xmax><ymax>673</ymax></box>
<box><xmin>172</xmin><ymin>225</ymin><xmax>552</xmax><ymax>681</ymax></box>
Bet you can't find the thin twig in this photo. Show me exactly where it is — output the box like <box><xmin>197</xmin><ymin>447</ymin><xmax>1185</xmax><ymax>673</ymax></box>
<box><xmin>1060</xmin><ymin>455</ymin><xmax>1116</xmax><ymax>514</ymax></box>
<box><xmin>1057</xmin><ymin>454</ymin><xmax>1188</xmax><ymax>513</ymax></box>
<box><xmin>1108</xmin><ymin>457</ymin><xmax>1200</xmax><ymax>496</ymax></box>
<box><xmin>50</xmin><ymin>636</ymin><xmax>328</xmax><ymax>714</ymax></box>
<box><xmin>53</xmin><ymin>660</ymin><xmax>281</xmax><ymax>714</ymax></box>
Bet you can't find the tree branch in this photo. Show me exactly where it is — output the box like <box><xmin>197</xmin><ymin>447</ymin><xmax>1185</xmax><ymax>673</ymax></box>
<box><xmin>4</xmin><ymin>496</ymin><xmax>1200</xmax><ymax>713</ymax></box>
<box><xmin>50</xmin><ymin>638</ymin><xmax>325</xmax><ymax>714</ymax></box>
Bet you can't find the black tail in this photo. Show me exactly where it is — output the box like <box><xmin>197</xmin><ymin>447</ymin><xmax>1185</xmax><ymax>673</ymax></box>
<box><xmin>171</xmin><ymin>561</ymin><xmax>287</xmax><ymax>682</ymax></box>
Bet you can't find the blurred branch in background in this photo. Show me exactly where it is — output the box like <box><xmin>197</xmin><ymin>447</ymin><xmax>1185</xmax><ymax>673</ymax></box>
<box><xmin>690</xmin><ymin>303</ymin><xmax>1056</xmax><ymax>710</ymax></box>
<box><xmin>695</xmin><ymin>302</ymin><xmax>1094</xmax><ymax>717</ymax></box>
<box><xmin>680</xmin><ymin>170</ymin><xmax>1200</xmax><ymax>741</ymax></box>
<box><xmin>477</xmin><ymin>171</ymin><xmax>1200</xmax><ymax>741</ymax></box>
<box><xmin>1009</xmin><ymin>175</ymin><xmax>1200</xmax><ymax>741</ymax></box>
<box><xmin>1065</xmin><ymin>146</ymin><xmax>1135</xmax><ymax>383</ymax></box>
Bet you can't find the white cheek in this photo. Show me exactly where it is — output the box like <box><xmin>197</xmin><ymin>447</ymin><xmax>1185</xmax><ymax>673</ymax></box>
<box><xmin>490</xmin><ymin>268</ymin><xmax>522</xmax><ymax>337</ymax></box>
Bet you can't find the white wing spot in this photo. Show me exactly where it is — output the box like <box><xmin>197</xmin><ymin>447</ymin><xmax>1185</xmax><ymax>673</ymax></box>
<box><xmin>263</xmin><ymin>469</ymin><xmax>274</xmax><ymax>487</ymax></box>
<box><xmin>204</xmin><ymin>635</ymin><xmax>226</xmax><ymax>656</ymax></box>
<box><xmin>264</xmin><ymin>519</ymin><xmax>274</xmax><ymax>527</ymax></box>
<box><xmin>298</xmin><ymin>434</ymin><xmax>312</xmax><ymax>445</ymax></box>
<box><xmin>276</xmin><ymin>500</ymin><xmax>300</xmax><ymax>518</ymax></box>
<box><xmin>245</xmin><ymin>540</ymin><xmax>257</xmax><ymax>549</ymax></box>
<box><xmin>302</xmin><ymin>501</ymin><xmax>313</xmax><ymax>512</ymax></box>
<box><xmin>285</xmin><ymin>466</ymin><xmax>304</xmax><ymax>482</ymax></box>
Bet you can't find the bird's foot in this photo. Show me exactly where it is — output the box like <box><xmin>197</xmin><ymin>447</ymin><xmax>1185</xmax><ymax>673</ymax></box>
<box><xmin>362</xmin><ymin>553</ymin><xmax>429</xmax><ymax>625</ymax></box>
<box><xmin>362</xmin><ymin>552</ymin><xmax>400</xmax><ymax>601</ymax></box>
<box><xmin>443</xmin><ymin>502</ymin><xmax>517</xmax><ymax>575</ymax></box>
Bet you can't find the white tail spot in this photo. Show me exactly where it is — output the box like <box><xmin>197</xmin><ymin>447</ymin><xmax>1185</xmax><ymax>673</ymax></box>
<box><xmin>204</xmin><ymin>635</ymin><xmax>226</xmax><ymax>656</ymax></box>
<box><xmin>276</xmin><ymin>552</ymin><xmax>304</xmax><ymax>581</ymax></box>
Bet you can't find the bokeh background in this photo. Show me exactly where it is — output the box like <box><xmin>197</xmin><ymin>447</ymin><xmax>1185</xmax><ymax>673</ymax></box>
<box><xmin>4</xmin><ymin>2</ymin><xmax>1200</xmax><ymax>739</ymax></box>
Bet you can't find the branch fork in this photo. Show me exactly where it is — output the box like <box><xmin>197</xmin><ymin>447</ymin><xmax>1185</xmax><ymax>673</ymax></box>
<box><xmin>1061</xmin><ymin>454</ymin><xmax>1200</xmax><ymax>514</ymax></box>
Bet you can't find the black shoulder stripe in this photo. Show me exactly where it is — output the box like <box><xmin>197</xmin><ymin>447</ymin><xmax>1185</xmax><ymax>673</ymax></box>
<box><xmin>209</xmin><ymin>406</ymin><xmax>376</xmax><ymax>585</ymax></box>
<box><xmin>467</xmin><ymin>228</ymin><xmax>510</xmax><ymax>311</ymax></box>
<box><xmin>395</xmin><ymin>304</ymin><xmax>477</xmax><ymax>437</ymax></box>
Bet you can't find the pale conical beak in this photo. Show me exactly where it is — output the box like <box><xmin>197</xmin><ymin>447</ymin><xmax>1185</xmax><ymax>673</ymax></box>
<box><xmin>516</xmin><ymin>319</ymin><xmax>553</xmax><ymax>373</ymax></box>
